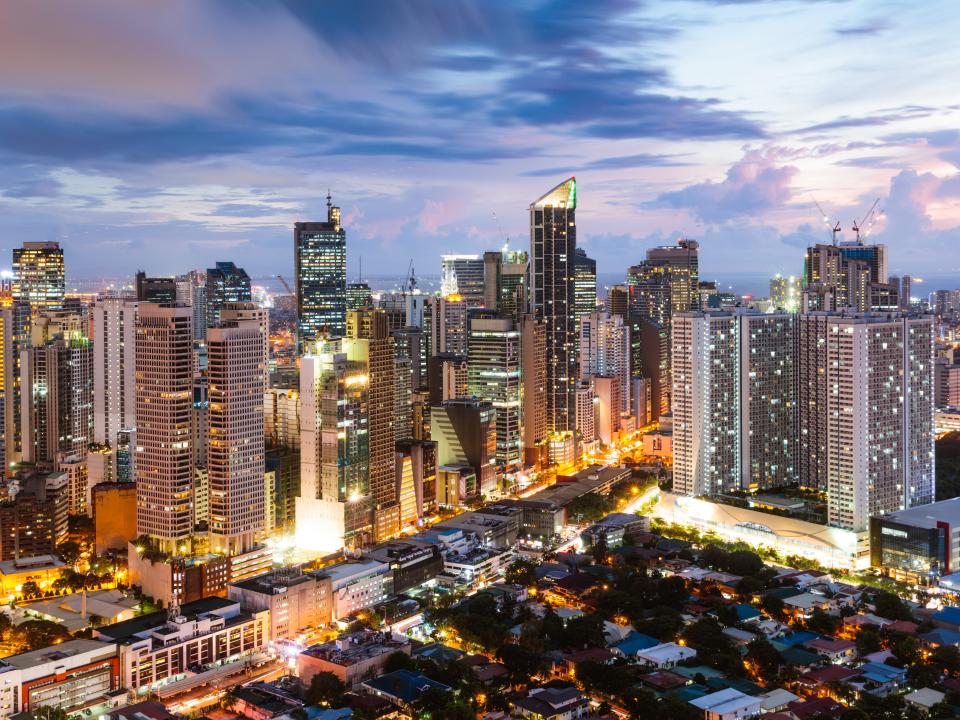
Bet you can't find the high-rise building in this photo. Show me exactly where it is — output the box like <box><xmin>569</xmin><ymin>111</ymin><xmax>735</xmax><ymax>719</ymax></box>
<box><xmin>573</xmin><ymin>247</ymin><xmax>597</xmax><ymax>322</ymax></box>
<box><xmin>530</xmin><ymin>177</ymin><xmax>578</xmax><ymax>436</ymax></box>
<box><xmin>769</xmin><ymin>274</ymin><xmax>801</xmax><ymax>313</ymax></box>
<box><xmin>295</xmin><ymin>195</ymin><xmax>347</xmax><ymax>350</ymax></box>
<box><xmin>579</xmin><ymin>311</ymin><xmax>630</xmax><ymax>413</ymax></box>
<box><xmin>92</xmin><ymin>297</ymin><xmax>138</xmax><ymax>449</ymax></box>
<box><xmin>627</xmin><ymin>239</ymin><xmax>700</xmax><ymax>325</ymax></box>
<box><xmin>393</xmin><ymin>326</ymin><xmax>424</xmax><ymax>391</ymax></box>
<box><xmin>440</xmin><ymin>255</ymin><xmax>485</xmax><ymax>308</ymax></box>
<box><xmin>346</xmin><ymin>309</ymin><xmax>398</xmax><ymax>541</ymax></box>
<box><xmin>13</xmin><ymin>242</ymin><xmax>65</xmax><ymax>312</ymax></box>
<box><xmin>20</xmin><ymin>335</ymin><xmax>93</xmax><ymax>467</ymax></box>
<box><xmin>427</xmin><ymin>295</ymin><xmax>468</xmax><ymax>357</ymax></box>
<box><xmin>575</xmin><ymin>381</ymin><xmax>596</xmax><ymax>445</ymax></box>
<box><xmin>176</xmin><ymin>270</ymin><xmax>208</xmax><ymax>341</ymax></box>
<box><xmin>431</xmin><ymin>398</ymin><xmax>497</xmax><ymax>498</ymax></box>
<box><xmin>606</xmin><ymin>285</ymin><xmax>629</xmax><ymax>321</ymax></box>
<box><xmin>672</xmin><ymin>311</ymin><xmax>796</xmax><ymax>497</ymax></box>
<box><xmin>520</xmin><ymin>314</ymin><xmax>547</xmax><ymax>468</ymax></box>
<box><xmin>636</xmin><ymin>314</ymin><xmax>670</xmax><ymax>419</ymax></box>
<box><xmin>205</xmin><ymin>262</ymin><xmax>252</xmax><ymax>328</ymax></box>
<box><xmin>798</xmin><ymin>312</ymin><xmax>934</xmax><ymax>532</ymax></box>
<box><xmin>468</xmin><ymin>315</ymin><xmax>522</xmax><ymax>475</ymax></box>
<box><xmin>135</xmin><ymin>272</ymin><xmax>177</xmax><ymax>304</ymax></box>
<box><xmin>135</xmin><ymin>304</ymin><xmax>194</xmax><ymax>552</ymax></box>
<box><xmin>297</xmin><ymin>337</ymin><xmax>372</xmax><ymax>553</ymax></box>
<box><xmin>427</xmin><ymin>353</ymin><xmax>468</xmax><ymax>406</ymax></box>
<box><xmin>346</xmin><ymin>282</ymin><xmax>372</xmax><ymax>311</ymax></box>
<box><xmin>206</xmin><ymin>318</ymin><xmax>266</xmax><ymax>555</ymax></box>
<box><xmin>483</xmin><ymin>248</ymin><xmax>529</xmax><ymax>319</ymax></box>
<box><xmin>802</xmin><ymin>242</ymin><xmax>889</xmax><ymax>312</ymax></box>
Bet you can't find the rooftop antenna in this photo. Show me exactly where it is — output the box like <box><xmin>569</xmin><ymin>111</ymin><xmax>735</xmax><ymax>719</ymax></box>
<box><xmin>358</xmin><ymin>256</ymin><xmax>363</xmax><ymax>283</ymax></box>
<box><xmin>810</xmin><ymin>195</ymin><xmax>841</xmax><ymax>245</ymax></box>
<box><xmin>326</xmin><ymin>188</ymin><xmax>332</xmax><ymax>212</ymax></box>
<box><xmin>493</xmin><ymin>211</ymin><xmax>509</xmax><ymax>252</ymax></box>
<box><xmin>852</xmin><ymin>197</ymin><xmax>880</xmax><ymax>245</ymax></box>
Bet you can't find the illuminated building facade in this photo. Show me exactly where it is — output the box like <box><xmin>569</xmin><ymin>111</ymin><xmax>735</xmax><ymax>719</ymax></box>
<box><xmin>205</xmin><ymin>261</ymin><xmax>251</xmax><ymax>328</ymax></box>
<box><xmin>530</xmin><ymin>177</ymin><xmax>578</xmax><ymax>436</ymax></box>
<box><xmin>769</xmin><ymin>274</ymin><xmax>801</xmax><ymax>313</ymax></box>
<box><xmin>468</xmin><ymin>315</ymin><xmax>522</xmax><ymax>474</ymax></box>
<box><xmin>295</xmin><ymin>195</ymin><xmax>347</xmax><ymax>351</ymax></box>
<box><xmin>297</xmin><ymin>337</ymin><xmax>372</xmax><ymax>552</ymax></box>
<box><xmin>92</xmin><ymin>297</ymin><xmax>138</xmax><ymax>452</ymax></box>
<box><xmin>12</xmin><ymin>242</ymin><xmax>65</xmax><ymax>312</ymax></box>
<box><xmin>134</xmin><ymin>304</ymin><xmax>194</xmax><ymax>552</ymax></box>
<box><xmin>440</xmin><ymin>254</ymin><xmax>485</xmax><ymax>308</ymax></box>
<box><xmin>207</xmin><ymin>318</ymin><xmax>266</xmax><ymax>555</ymax></box>
<box><xmin>573</xmin><ymin>247</ymin><xmax>597</xmax><ymax>323</ymax></box>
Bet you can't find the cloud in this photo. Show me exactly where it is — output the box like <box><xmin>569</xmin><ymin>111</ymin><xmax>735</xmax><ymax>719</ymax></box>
<box><xmin>835</xmin><ymin>19</ymin><xmax>889</xmax><ymax>36</ymax></box>
<box><xmin>795</xmin><ymin>106</ymin><xmax>936</xmax><ymax>134</ymax></box>
<box><xmin>650</xmin><ymin>149</ymin><xmax>798</xmax><ymax>224</ymax></box>
<box><xmin>2</xmin><ymin>177</ymin><xmax>63</xmax><ymax>199</ymax></box>
<box><xmin>524</xmin><ymin>153</ymin><xmax>688</xmax><ymax>177</ymax></box>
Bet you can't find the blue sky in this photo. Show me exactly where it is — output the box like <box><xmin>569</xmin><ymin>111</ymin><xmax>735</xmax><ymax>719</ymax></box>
<box><xmin>2</xmin><ymin>0</ymin><xmax>960</xmax><ymax>283</ymax></box>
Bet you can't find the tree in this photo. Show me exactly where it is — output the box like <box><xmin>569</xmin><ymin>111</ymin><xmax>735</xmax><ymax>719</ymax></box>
<box><xmin>563</xmin><ymin>614</ymin><xmax>606</xmax><ymax>650</ymax></box>
<box><xmin>57</xmin><ymin>541</ymin><xmax>82</xmax><ymax>566</ymax></box>
<box><xmin>931</xmin><ymin>644</ymin><xmax>960</xmax><ymax>676</ymax></box>
<box><xmin>726</xmin><ymin>550</ymin><xmax>764</xmax><ymax>578</ymax></box>
<box><xmin>14</xmin><ymin>619</ymin><xmax>70</xmax><ymax>650</ymax></box>
<box><xmin>505</xmin><ymin>559</ymin><xmax>537</xmax><ymax>586</ymax></box>
<box><xmin>805</xmin><ymin>608</ymin><xmax>840</xmax><ymax>636</ymax></box>
<box><xmin>855</xmin><ymin>628</ymin><xmax>882</xmax><ymax>657</ymax></box>
<box><xmin>591</xmin><ymin>535</ymin><xmax>609</xmax><ymax>565</ymax></box>
<box><xmin>20</xmin><ymin>581</ymin><xmax>40</xmax><ymax>599</ymax></box>
<box><xmin>31</xmin><ymin>707</ymin><xmax>69</xmax><ymax>720</ymax></box>
<box><xmin>890</xmin><ymin>634</ymin><xmax>921</xmax><ymax>665</ymax></box>
<box><xmin>760</xmin><ymin>594</ymin><xmax>786</xmax><ymax>621</ymax></box>
<box><xmin>496</xmin><ymin>644</ymin><xmax>543</xmax><ymax>686</ymax></box>
<box><xmin>303</xmin><ymin>671</ymin><xmax>345</xmax><ymax>707</ymax></box>
<box><xmin>383</xmin><ymin>651</ymin><xmax>416</xmax><ymax>674</ymax></box>
<box><xmin>873</xmin><ymin>591</ymin><xmax>913</xmax><ymax>621</ymax></box>
<box><xmin>736</xmin><ymin>575</ymin><xmax>765</xmax><ymax>600</ymax></box>
<box><xmin>745</xmin><ymin>638</ymin><xmax>781</xmax><ymax>684</ymax></box>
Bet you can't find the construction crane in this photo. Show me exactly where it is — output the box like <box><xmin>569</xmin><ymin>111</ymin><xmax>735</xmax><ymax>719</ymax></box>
<box><xmin>852</xmin><ymin>198</ymin><xmax>880</xmax><ymax>244</ymax></box>
<box><xmin>810</xmin><ymin>195</ymin><xmax>842</xmax><ymax>245</ymax></box>
<box><xmin>275</xmin><ymin>274</ymin><xmax>294</xmax><ymax>296</ymax></box>
<box><xmin>406</xmin><ymin>260</ymin><xmax>418</xmax><ymax>293</ymax></box>
<box><xmin>493</xmin><ymin>211</ymin><xmax>509</xmax><ymax>250</ymax></box>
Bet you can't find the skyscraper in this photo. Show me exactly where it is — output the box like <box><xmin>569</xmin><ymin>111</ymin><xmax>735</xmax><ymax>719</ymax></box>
<box><xmin>482</xmin><ymin>248</ymin><xmax>529</xmax><ymax>319</ymax></box>
<box><xmin>579</xmin><ymin>310</ymin><xmax>630</xmax><ymax>413</ymax></box>
<box><xmin>440</xmin><ymin>254</ymin><xmax>485</xmax><ymax>308</ymax></box>
<box><xmin>672</xmin><ymin>311</ymin><xmax>796</xmax><ymax>497</ymax></box>
<box><xmin>20</xmin><ymin>335</ymin><xmax>93</xmax><ymax>466</ymax></box>
<box><xmin>346</xmin><ymin>309</ymin><xmax>397</xmax><ymax>541</ymax></box>
<box><xmin>295</xmin><ymin>195</ymin><xmax>347</xmax><ymax>350</ymax></box>
<box><xmin>346</xmin><ymin>281</ymin><xmax>372</xmax><ymax>311</ymax></box>
<box><xmin>297</xmin><ymin>337</ymin><xmax>372</xmax><ymax>552</ymax></box>
<box><xmin>627</xmin><ymin>239</ymin><xmax>700</xmax><ymax>325</ymax></box>
<box><xmin>427</xmin><ymin>294</ymin><xmax>468</xmax><ymax>356</ymax></box>
<box><xmin>135</xmin><ymin>272</ymin><xmax>177</xmax><ymax>304</ymax></box>
<box><xmin>530</xmin><ymin>177</ymin><xmax>577</xmax><ymax>436</ymax></box>
<box><xmin>135</xmin><ymin>304</ymin><xmax>194</xmax><ymax>552</ymax></box>
<box><xmin>205</xmin><ymin>261</ymin><xmax>252</xmax><ymax>328</ymax></box>
<box><xmin>769</xmin><ymin>274</ymin><xmax>801</xmax><ymax>313</ymax></box>
<box><xmin>13</xmin><ymin>242</ymin><xmax>65</xmax><ymax>312</ymax></box>
<box><xmin>802</xmin><ymin>242</ymin><xmax>889</xmax><ymax>312</ymax></box>
<box><xmin>206</xmin><ymin>318</ymin><xmax>266</xmax><ymax>555</ymax></box>
<box><xmin>798</xmin><ymin>312</ymin><xmax>934</xmax><ymax>532</ymax></box>
<box><xmin>573</xmin><ymin>247</ymin><xmax>597</xmax><ymax>322</ymax></box>
<box><xmin>93</xmin><ymin>297</ymin><xmax>138</xmax><ymax>448</ymax></box>
<box><xmin>468</xmin><ymin>315</ymin><xmax>522</xmax><ymax>476</ymax></box>
<box><xmin>520</xmin><ymin>315</ymin><xmax>547</xmax><ymax>468</ymax></box>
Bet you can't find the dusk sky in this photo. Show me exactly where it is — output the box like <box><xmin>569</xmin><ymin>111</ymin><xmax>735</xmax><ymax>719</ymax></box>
<box><xmin>3</xmin><ymin>1</ymin><xmax>960</xmax><ymax>284</ymax></box>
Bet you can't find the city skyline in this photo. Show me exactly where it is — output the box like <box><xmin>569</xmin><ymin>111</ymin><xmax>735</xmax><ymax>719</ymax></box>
<box><xmin>2</xmin><ymin>2</ymin><xmax>960</xmax><ymax>281</ymax></box>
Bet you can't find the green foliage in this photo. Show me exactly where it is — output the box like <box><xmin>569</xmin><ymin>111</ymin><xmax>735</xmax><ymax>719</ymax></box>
<box><xmin>855</xmin><ymin>628</ymin><xmax>882</xmax><ymax>657</ymax></box>
<box><xmin>745</xmin><ymin>638</ymin><xmax>781</xmax><ymax>685</ymax></box>
<box><xmin>872</xmin><ymin>591</ymin><xmax>913</xmax><ymax>621</ymax></box>
<box><xmin>496</xmin><ymin>644</ymin><xmax>544</xmax><ymax>685</ymax></box>
<box><xmin>303</xmin><ymin>671</ymin><xmax>345</xmax><ymax>707</ymax></box>
<box><xmin>565</xmin><ymin>492</ymin><xmax>612</xmax><ymax>524</ymax></box>
<box><xmin>804</xmin><ymin>608</ymin><xmax>840</xmax><ymax>636</ymax></box>
<box><xmin>56</xmin><ymin>540</ymin><xmax>82</xmax><ymax>566</ymax></box>
<box><xmin>505</xmin><ymin>559</ymin><xmax>537</xmax><ymax>586</ymax></box>
<box><xmin>383</xmin><ymin>651</ymin><xmax>416</xmax><ymax>674</ymax></box>
<box><xmin>13</xmin><ymin>619</ymin><xmax>71</xmax><ymax>651</ymax></box>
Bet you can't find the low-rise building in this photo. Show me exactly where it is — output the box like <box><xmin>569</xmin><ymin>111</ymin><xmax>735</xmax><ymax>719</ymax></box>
<box><xmin>689</xmin><ymin>688</ymin><xmax>762</xmax><ymax>720</ymax></box>
<box><xmin>324</xmin><ymin>560</ymin><xmax>392</xmax><ymax>621</ymax></box>
<box><xmin>22</xmin><ymin>589</ymin><xmax>138</xmax><ymax>633</ymax></box>
<box><xmin>635</xmin><ymin>642</ymin><xmax>697</xmax><ymax>669</ymax></box>
<box><xmin>0</xmin><ymin>555</ymin><xmax>66</xmax><ymax>597</ymax></box>
<box><xmin>870</xmin><ymin>497</ymin><xmax>960</xmax><ymax>583</ymax></box>
<box><xmin>514</xmin><ymin>686</ymin><xmax>590</xmax><ymax>720</ymax></box>
<box><xmin>228</xmin><ymin>569</ymin><xmax>333</xmax><ymax>641</ymax></box>
<box><xmin>92</xmin><ymin>483</ymin><xmax>137</xmax><ymax>555</ymax></box>
<box><xmin>0</xmin><ymin>639</ymin><xmax>120</xmax><ymax>718</ymax></box>
<box><xmin>361</xmin><ymin>669</ymin><xmax>449</xmax><ymax>707</ymax></box>
<box><xmin>361</xmin><ymin>541</ymin><xmax>443</xmax><ymax>594</ymax></box>
<box><xmin>94</xmin><ymin>597</ymin><xmax>268</xmax><ymax>694</ymax></box>
<box><xmin>297</xmin><ymin>630</ymin><xmax>410</xmax><ymax>689</ymax></box>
